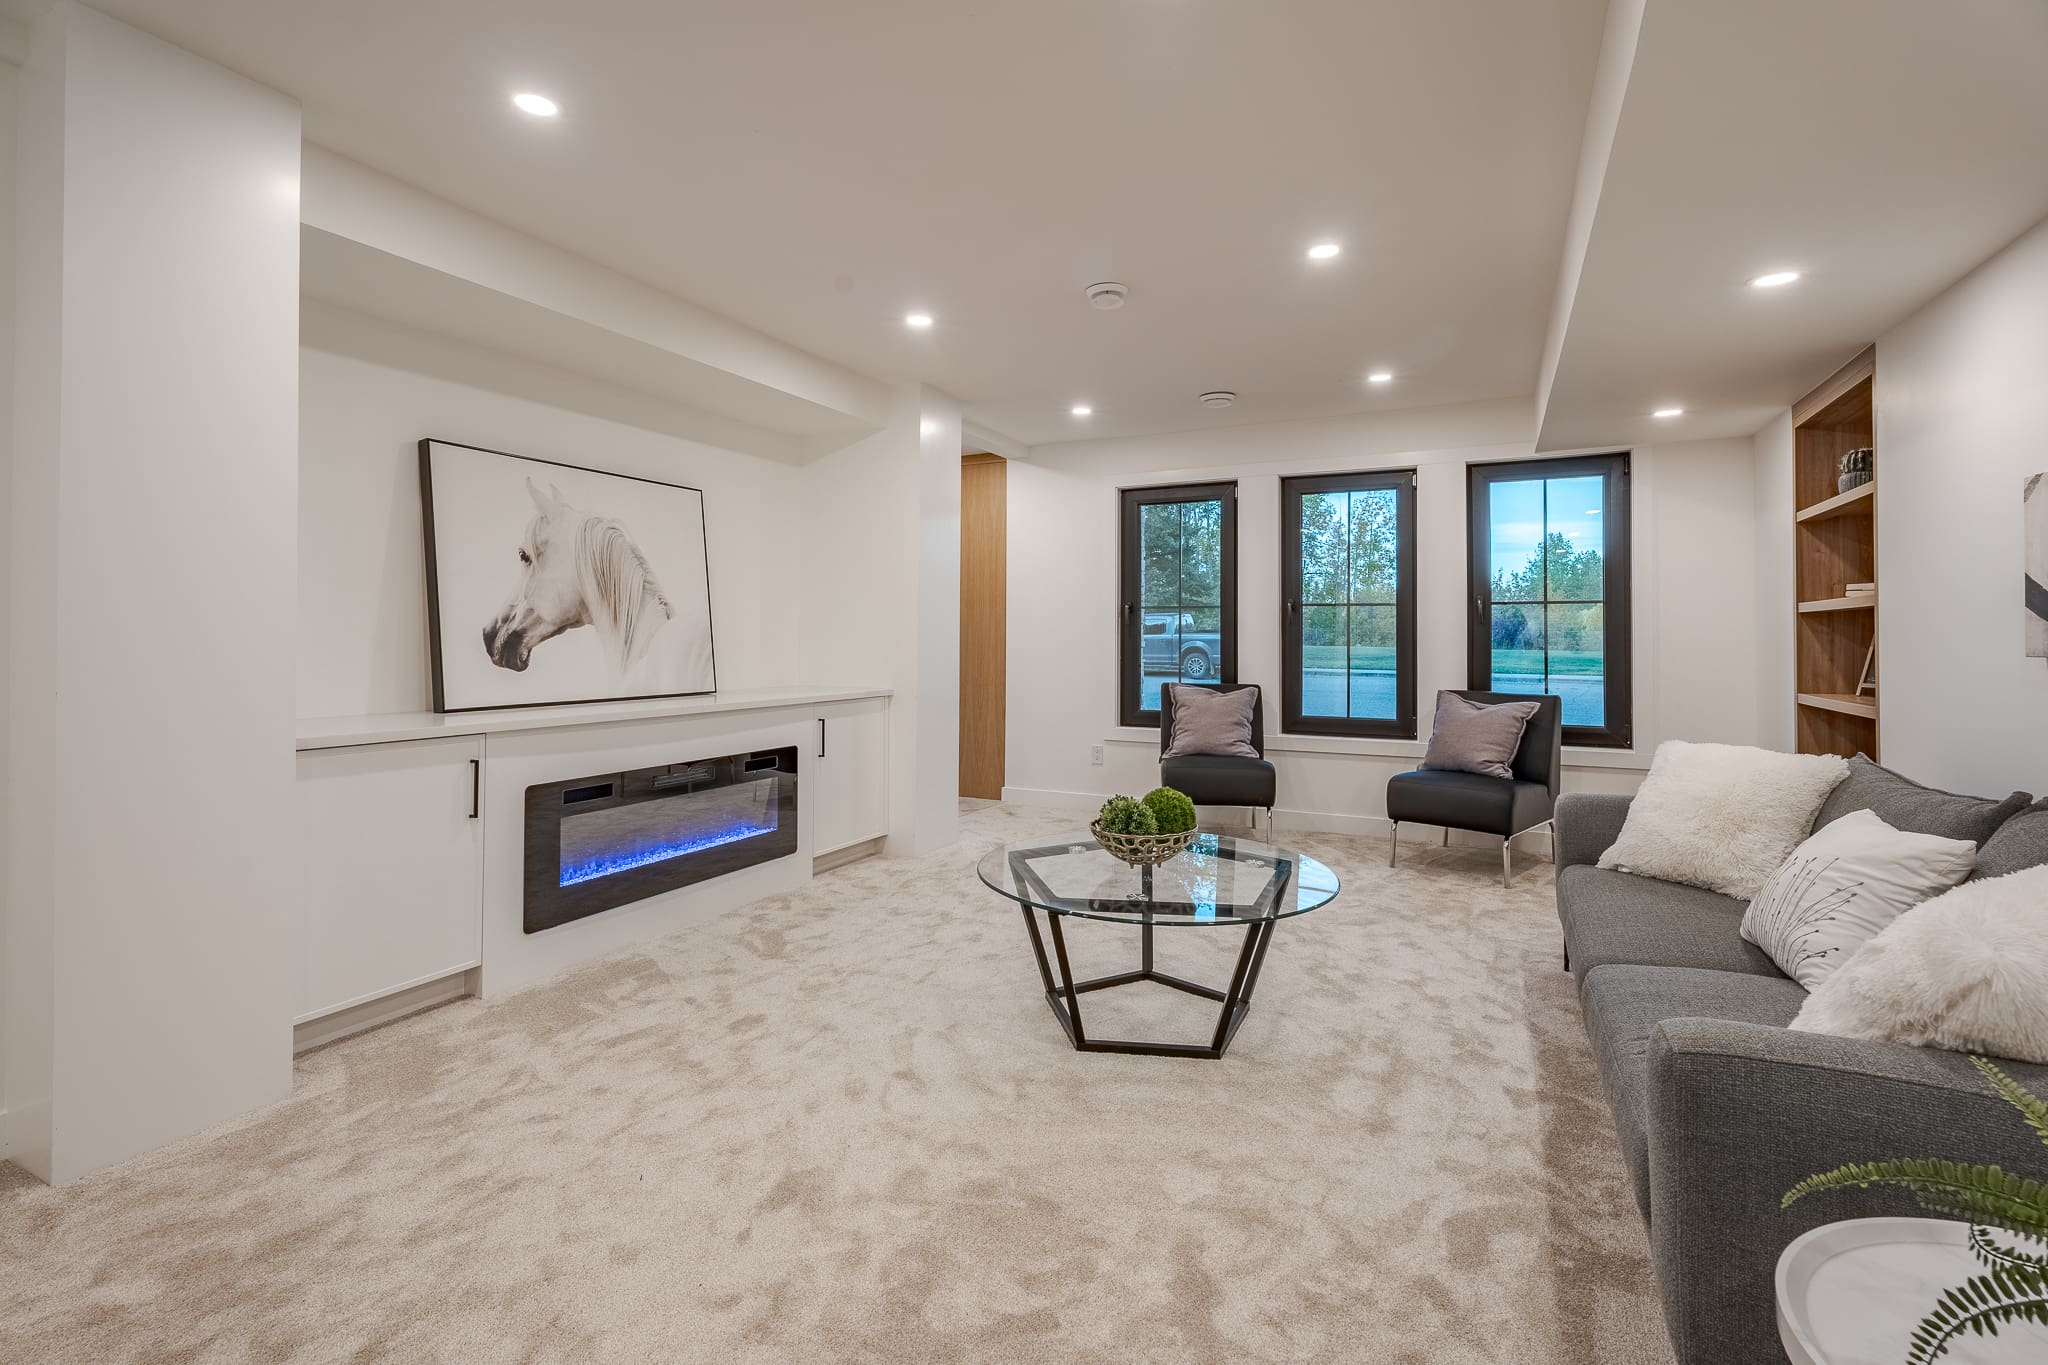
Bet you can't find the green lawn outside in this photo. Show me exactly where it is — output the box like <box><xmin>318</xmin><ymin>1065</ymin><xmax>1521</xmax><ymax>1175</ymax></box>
<box><xmin>1490</xmin><ymin>649</ymin><xmax>1603</xmax><ymax>676</ymax></box>
<box><xmin>1298</xmin><ymin>646</ymin><xmax>1603</xmax><ymax>676</ymax></box>
<box><xmin>1301</xmin><ymin>646</ymin><xmax>1395</xmax><ymax>671</ymax></box>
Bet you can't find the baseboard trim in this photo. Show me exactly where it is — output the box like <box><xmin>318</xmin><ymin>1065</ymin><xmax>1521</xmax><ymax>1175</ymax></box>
<box><xmin>813</xmin><ymin>836</ymin><xmax>885</xmax><ymax>873</ymax></box>
<box><xmin>293</xmin><ymin>969</ymin><xmax>478</xmax><ymax>1054</ymax></box>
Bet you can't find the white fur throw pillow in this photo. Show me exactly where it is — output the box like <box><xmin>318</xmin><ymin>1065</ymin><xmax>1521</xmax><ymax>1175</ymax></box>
<box><xmin>1791</xmin><ymin>866</ymin><xmax>2048</xmax><ymax>1064</ymax></box>
<box><xmin>1740</xmin><ymin>809</ymin><xmax>1976</xmax><ymax>990</ymax></box>
<box><xmin>1597</xmin><ymin>741</ymin><xmax>1849</xmax><ymax>900</ymax></box>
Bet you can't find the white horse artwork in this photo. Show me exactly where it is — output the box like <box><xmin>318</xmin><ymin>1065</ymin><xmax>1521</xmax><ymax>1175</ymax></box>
<box><xmin>482</xmin><ymin>478</ymin><xmax>675</xmax><ymax>684</ymax></box>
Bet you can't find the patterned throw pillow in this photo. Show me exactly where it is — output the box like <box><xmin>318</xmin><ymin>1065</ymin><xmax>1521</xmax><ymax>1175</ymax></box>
<box><xmin>1741</xmin><ymin>808</ymin><xmax>1977</xmax><ymax>991</ymax></box>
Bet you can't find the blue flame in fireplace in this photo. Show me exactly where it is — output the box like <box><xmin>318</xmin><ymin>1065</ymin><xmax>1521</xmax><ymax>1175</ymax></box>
<box><xmin>560</xmin><ymin>819</ymin><xmax>780</xmax><ymax>887</ymax></box>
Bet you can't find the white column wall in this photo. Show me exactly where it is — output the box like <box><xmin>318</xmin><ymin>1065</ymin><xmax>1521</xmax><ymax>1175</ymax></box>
<box><xmin>796</xmin><ymin>384</ymin><xmax>960</xmax><ymax>854</ymax></box>
<box><xmin>1750</xmin><ymin>410</ymin><xmax>1795</xmax><ymax>752</ymax></box>
<box><xmin>6</xmin><ymin>4</ymin><xmax>300</xmax><ymax>1184</ymax></box>
<box><xmin>1873</xmin><ymin>212</ymin><xmax>2048</xmax><ymax>796</ymax></box>
<box><xmin>0</xmin><ymin>53</ymin><xmax>17</xmax><ymax>1163</ymax></box>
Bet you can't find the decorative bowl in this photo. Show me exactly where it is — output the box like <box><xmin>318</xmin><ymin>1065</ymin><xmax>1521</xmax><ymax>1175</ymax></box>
<box><xmin>1090</xmin><ymin>822</ymin><xmax>1198</xmax><ymax>866</ymax></box>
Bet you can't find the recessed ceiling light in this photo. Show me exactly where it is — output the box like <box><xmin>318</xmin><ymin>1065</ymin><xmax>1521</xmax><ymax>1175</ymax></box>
<box><xmin>1307</xmin><ymin>243</ymin><xmax>1342</xmax><ymax>260</ymax></box>
<box><xmin>1749</xmin><ymin>270</ymin><xmax>1800</xmax><ymax>288</ymax></box>
<box><xmin>1652</xmin><ymin>407</ymin><xmax>1685</xmax><ymax>418</ymax></box>
<box><xmin>511</xmin><ymin>92</ymin><xmax>559</xmax><ymax>118</ymax></box>
<box><xmin>1366</xmin><ymin>371</ymin><xmax>1394</xmax><ymax>384</ymax></box>
<box><xmin>904</xmin><ymin>312</ymin><xmax>933</xmax><ymax>329</ymax></box>
<box><xmin>1070</xmin><ymin>405</ymin><xmax>1093</xmax><ymax>417</ymax></box>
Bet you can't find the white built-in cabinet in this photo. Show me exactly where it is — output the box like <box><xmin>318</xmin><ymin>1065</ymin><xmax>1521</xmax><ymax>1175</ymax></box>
<box><xmin>294</xmin><ymin>736</ymin><xmax>484</xmax><ymax>1023</ymax></box>
<box><xmin>813</xmin><ymin>697</ymin><xmax>890</xmax><ymax>854</ymax></box>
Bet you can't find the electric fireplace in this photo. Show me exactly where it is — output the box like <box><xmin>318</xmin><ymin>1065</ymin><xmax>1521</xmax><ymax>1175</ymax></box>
<box><xmin>523</xmin><ymin>747</ymin><xmax>799</xmax><ymax>933</ymax></box>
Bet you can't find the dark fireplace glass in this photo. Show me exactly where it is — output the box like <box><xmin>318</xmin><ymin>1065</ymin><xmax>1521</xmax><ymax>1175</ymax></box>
<box><xmin>559</xmin><ymin>782</ymin><xmax>780</xmax><ymax>886</ymax></box>
<box><xmin>524</xmin><ymin>748</ymin><xmax>799</xmax><ymax>934</ymax></box>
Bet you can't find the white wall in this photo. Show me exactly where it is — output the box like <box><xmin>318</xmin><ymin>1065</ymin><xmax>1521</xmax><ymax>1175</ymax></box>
<box><xmin>795</xmin><ymin>384</ymin><xmax>960</xmax><ymax>854</ymax></box>
<box><xmin>1874</xmin><ymin>211</ymin><xmax>2048</xmax><ymax>797</ymax></box>
<box><xmin>1003</xmin><ymin>400</ymin><xmax>1762</xmax><ymax>832</ymax></box>
<box><xmin>297</xmin><ymin>305</ymin><xmax>805</xmax><ymax>719</ymax></box>
<box><xmin>0</xmin><ymin>52</ymin><xmax>17</xmax><ymax>1163</ymax></box>
<box><xmin>7</xmin><ymin>5</ymin><xmax>299</xmax><ymax>1184</ymax></box>
<box><xmin>1751</xmin><ymin>410</ymin><xmax>1795</xmax><ymax>752</ymax></box>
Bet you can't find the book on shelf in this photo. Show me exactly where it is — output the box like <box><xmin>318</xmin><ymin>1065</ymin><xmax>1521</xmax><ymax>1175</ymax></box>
<box><xmin>1844</xmin><ymin>583</ymin><xmax>1875</xmax><ymax>596</ymax></box>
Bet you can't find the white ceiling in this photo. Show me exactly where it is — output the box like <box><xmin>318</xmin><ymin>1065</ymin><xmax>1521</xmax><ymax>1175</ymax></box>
<box><xmin>1537</xmin><ymin>0</ymin><xmax>2048</xmax><ymax>452</ymax></box>
<box><xmin>8</xmin><ymin>0</ymin><xmax>1607</xmax><ymax>447</ymax></box>
<box><xmin>9</xmin><ymin>0</ymin><xmax>2047</xmax><ymax>453</ymax></box>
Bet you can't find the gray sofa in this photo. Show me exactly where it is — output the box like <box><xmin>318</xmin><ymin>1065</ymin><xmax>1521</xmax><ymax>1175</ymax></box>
<box><xmin>1555</xmin><ymin>758</ymin><xmax>2048</xmax><ymax>1365</ymax></box>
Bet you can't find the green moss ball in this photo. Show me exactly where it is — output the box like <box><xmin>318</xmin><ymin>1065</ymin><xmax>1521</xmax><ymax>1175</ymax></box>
<box><xmin>1141</xmin><ymin>787</ymin><xmax>1198</xmax><ymax>835</ymax></box>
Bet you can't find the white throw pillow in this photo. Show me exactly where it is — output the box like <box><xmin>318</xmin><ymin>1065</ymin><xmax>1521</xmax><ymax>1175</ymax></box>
<box><xmin>1740</xmin><ymin>809</ymin><xmax>1977</xmax><ymax>990</ymax></box>
<box><xmin>1791</xmin><ymin>866</ymin><xmax>2048</xmax><ymax>1064</ymax></box>
<box><xmin>1597</xmin><ymin>741</ymin><xmax>1849</xmax><ymax>900</ymax></box>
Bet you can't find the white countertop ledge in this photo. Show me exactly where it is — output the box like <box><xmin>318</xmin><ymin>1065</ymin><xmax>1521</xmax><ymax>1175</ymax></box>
<box><xmin>296</xmin><ymin>686</ymin><xmax>893</xmax><ymax>751</ymax></box>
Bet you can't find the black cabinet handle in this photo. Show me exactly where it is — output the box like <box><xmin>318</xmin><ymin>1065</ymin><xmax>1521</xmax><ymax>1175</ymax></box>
<box><xmin>469</xmin><ymin>758</ymin><xmax>480</xmax><ymax>818</ymax></box>
<box><xmin>818</xmin><ymin>718</ymin><xmax>827</xmax><ymax>759</ymax></box>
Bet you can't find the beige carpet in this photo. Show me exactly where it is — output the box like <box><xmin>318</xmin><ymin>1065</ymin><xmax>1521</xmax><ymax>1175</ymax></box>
<box><xmin>0</xmin><ymin>804</ymin><xmax>1672</xmax><ymax>1364</ymax></box>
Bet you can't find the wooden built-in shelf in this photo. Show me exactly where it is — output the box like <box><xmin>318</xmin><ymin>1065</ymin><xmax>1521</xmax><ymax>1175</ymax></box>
<box><xmin>1797</xmin><ymin>692</ymin><xmax>1878</xmax><ymax>721</ymax></box>
<box><xmin>1796</xmin><ymin>481</ymin><xmax>1875</xmax><ymax>523</ymax></box>
<box><xmin>1798</xmin><ymin>594</ymin><xmax>1877</xmax><ymax>614</ymax></box>
<box><xmin>1792</xmin><ymin>345</ymin><xmax>1879</xmax><ymax>760</ymax></box>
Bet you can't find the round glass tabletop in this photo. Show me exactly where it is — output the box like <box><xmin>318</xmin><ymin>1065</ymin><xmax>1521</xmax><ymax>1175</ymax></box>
<box><xmin>976</xmin><ymin>831</ymin><xmax>1340</xmax><ymax>926</ymax></box>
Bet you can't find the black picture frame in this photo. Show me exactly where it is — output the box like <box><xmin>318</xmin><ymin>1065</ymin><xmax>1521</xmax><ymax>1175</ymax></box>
<box><xmin>1279</xmin><ymin>469</ymin><xmax>1418</xmax><ymax>739</ymax></box>
<box><xmin>1465</xmin><ymin>452</ymin><xmax>1633</xmax><ymax>748</ymax></box>
<box><xmin>419</xmin><ymin>438</ymin><xmax>719</xmax><ymax>714</ymax></box>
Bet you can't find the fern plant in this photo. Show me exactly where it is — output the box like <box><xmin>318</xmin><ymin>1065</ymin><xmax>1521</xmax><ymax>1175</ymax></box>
<box><xmin>1782</xmin><ymin>1057</ymin><xmax>2048</xmax><ymax>1362</ymax></box>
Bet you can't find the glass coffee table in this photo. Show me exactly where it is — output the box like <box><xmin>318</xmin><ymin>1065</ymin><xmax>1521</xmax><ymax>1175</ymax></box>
<box><xmin>976</xmin><ymin>832</ymin><xmax>1340</xmax><ymax>1059</ymax></box>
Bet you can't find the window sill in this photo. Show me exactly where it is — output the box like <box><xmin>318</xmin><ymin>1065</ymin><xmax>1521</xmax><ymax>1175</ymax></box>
<box><xmin>1107</xmin><ymin>727</ymin><xmax>1647</xmax><ymax>770</ymax></box>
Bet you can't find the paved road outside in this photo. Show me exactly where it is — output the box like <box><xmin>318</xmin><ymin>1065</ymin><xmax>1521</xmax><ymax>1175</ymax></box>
<box><xmin>1143</xmin><ymin>671</ymin><xmax>1603</xmax><ymax>728</ymax></box>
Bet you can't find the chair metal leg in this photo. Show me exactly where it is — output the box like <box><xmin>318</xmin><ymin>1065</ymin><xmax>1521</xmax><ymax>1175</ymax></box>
<box><xmin>1443</xmin><ymin>827</ymin><xmax>1450</xmax><ymax>847</ymax></box>
<box><xmin>1502</xmin><ymin>838</ymin><xmax>1513</xmax><ymax>889</ymax></box>
<box><xmin>1388</xmin><ymin>821</ymin><xmax>1399</xmax><ymax>868</ymax></box>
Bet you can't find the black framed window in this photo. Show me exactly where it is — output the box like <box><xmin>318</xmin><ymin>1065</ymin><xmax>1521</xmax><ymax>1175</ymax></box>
<box><xmin>1280</xmin><ymin>470</ymin><xmax>1417</xmax><ymax>738</ymax></box>
<box><xmin>1119</xmin><ymin>481</ymin><xmax>1237</xmax><ymax>728</ymax></box>
<box><xmin>1467</xmin><ymin>453</ymin><xmax>1632</xmax><ymax>747</ymax></box>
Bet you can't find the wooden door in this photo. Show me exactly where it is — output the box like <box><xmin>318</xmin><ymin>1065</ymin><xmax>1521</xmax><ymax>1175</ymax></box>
<box><xmin>960</xmin><ymin>453</ymin><xmax>1007</xmax><ymax>799</ymax></box>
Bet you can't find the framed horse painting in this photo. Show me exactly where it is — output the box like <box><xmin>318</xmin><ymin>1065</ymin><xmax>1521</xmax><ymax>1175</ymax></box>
<box><xmin>418</xmin><ymin>439</ymin><xmax>717</xmax><ymax>712</ymax></box>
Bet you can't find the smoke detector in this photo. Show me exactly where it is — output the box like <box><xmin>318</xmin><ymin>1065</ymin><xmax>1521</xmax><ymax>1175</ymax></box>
<box><xmin>1085</xmin><ymin>281</ymin><xmax>1128</xmax><ymax>310</ymax></box>
<box><xmin>1199</xmin><ymin>391</ymin><xmax>1237</xmax><ymax>409</ymax></box>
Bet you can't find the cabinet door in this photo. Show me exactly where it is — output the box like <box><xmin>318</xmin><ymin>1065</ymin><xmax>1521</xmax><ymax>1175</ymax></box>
<box><xmin>295</xmin><ymin>736</ymin><xmax>484</xmax><ymax>1022</ymax></box>
<box><xmin>814</xmin><ymin>700</ymin><xmax>890</xmax><ymax>853</ymax></box>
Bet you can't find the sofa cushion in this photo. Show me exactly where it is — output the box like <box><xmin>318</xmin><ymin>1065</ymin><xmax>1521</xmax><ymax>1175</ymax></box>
<box><xmin>1580</xmin><ymin>965</ymin><xmax>1810</xmax><ymax>1220</ymax></box>
<box><xmin>1559</xmin><ymin>865</ymin><xmax>1785</xmax><ymax>986</ymax></box>
<box><xmin>1975</xmin><ymin>798</ymin><xmax>2048</xmax><ymax>880</ymax></box>
<box><xmin>1387</xmin><ymin>768</ymin><xmax>1551</xmax><ymax>837</ymax></box>
<box><xmin>1814</xmin><ymin>754</ymin><xmax>2031</xmax><ymax>846</ymax></box>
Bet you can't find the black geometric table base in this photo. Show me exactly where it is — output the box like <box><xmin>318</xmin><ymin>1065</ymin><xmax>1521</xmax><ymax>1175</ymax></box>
<box><xmin>1016</xmin><ymin>906</ymin><xmax>1278</xmax><ymax>1059</ymax></box>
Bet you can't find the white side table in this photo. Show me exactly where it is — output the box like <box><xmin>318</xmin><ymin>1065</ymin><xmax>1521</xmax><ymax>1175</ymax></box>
<box><xmin>1777</xmin><ymin>1217</ymin><xmax>2048</xmax><ymax>1364</ymax></box>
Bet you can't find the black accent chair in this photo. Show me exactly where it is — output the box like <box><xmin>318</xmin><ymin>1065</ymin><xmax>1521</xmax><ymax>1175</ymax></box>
<box><xmin>1386</xmin><ymin>691</ymin><xmax>1561</xmax><ymax>887</ymax></box>
<box><xmin>1159</xmin><ymin>683</ymin><xmax>1277</xmax><ymax>836</ymax></box>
